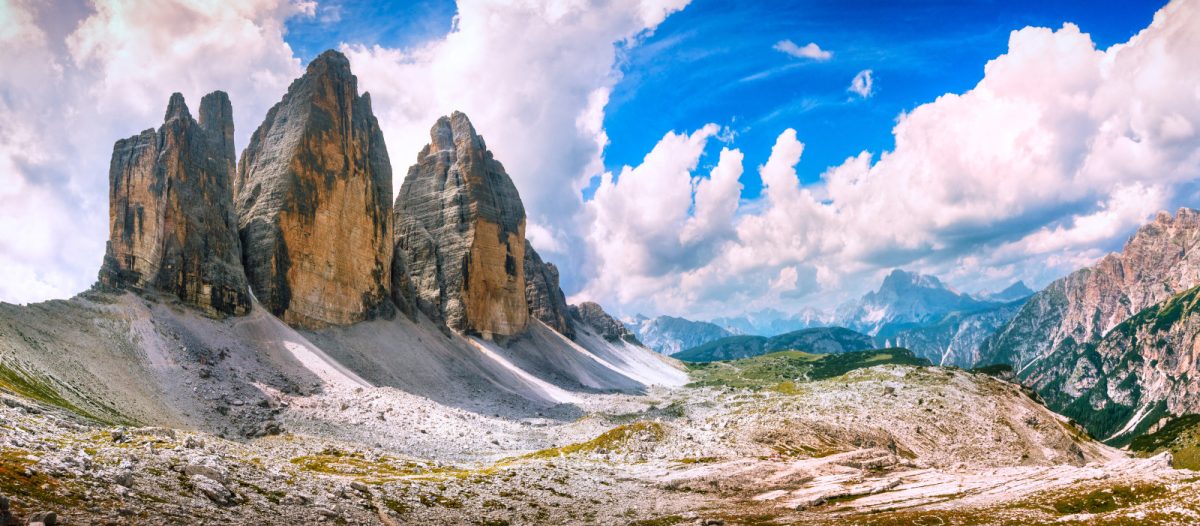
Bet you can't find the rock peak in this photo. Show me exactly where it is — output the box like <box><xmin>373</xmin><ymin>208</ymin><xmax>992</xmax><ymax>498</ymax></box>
<box><xmin>235</xmin><ymin>49</ymin><xmax>393</xmax><ymax>329</ymax></box>
<box><xmin>101</xmin><ymin>91</ymin><xmax>249</xmax><ymax>317</ymax></box>
<box><xmin>306</xmin><ymin>49</ymin><xmax>353</xmax><ymax>78</ymax></box>
<box><xmin>164</xmin><ymin>92</ymin><xmax>190</xmax><ymax>121</ymax></box>
<box><xmin>395</xmin><ymin>112</ymin><xmax>528</xmax><ymax>340</ymax></box>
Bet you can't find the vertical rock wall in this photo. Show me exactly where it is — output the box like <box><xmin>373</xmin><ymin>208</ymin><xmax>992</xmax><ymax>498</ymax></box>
<box><xmin>394</xmin><ymin>112</ymin><xmax>529</xmax><ymax>340</ymax></box>
<box><xmin>235</xmin><ymin>50</ymin><xmax>393</xmax><ymax>329</ymax></box>
<box><xmin>99</xmin><ymin>92</ymin><xmax>250</xmax><ymax>317</ymax></box>
<box><xmin>525</xmin><ymin>243</ymin><xmax>575</xmax><ymax>338</ymax></box>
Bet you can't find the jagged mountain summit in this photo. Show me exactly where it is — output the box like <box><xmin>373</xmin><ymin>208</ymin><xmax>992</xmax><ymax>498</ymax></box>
<box><xmin>976</xmin><ymin>281</ymin><xmax>1034</xmax><ymax>303</ymax></box>
<box><xmin>395</xmin><ymin>111</ymin><xmax>530</xmax><ymax>341</ymax></box>
<box><xmin>99</xmin><ymin>91</ymin><xmax>249</xmax><ymax>317</ymax></box>
<box><xmin>832</xmin><ymin>269</ymin><xmax>1028</xmax><ymax>367</ymax></box>
<box><xmin>235</xmin><ymin>50</ymin><xmax>394</xmax><ymax>329</ymax></box>
<box><xmin>981</xmin><ymin>208</ymin><xmax>1200</xmax><ymax>443</ymax></box>
<box><xmin>625</xmin><ymin>315</ymin><xmax>733</xmax><ymax>355</ymax></box>
<box><xmin>835</xmin><ymin>269</ymin><xmax>996</xmax><ymax>336</ymax></box>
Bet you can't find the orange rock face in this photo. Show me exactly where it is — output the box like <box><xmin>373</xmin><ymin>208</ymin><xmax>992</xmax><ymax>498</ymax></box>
<box><xmin>99</xmin><ymin>92</ymin><xmax>249</xmax><ymax>317</ymax></box>
<box><xmin>235</xmin><ymin>50</ymin><xmax>393</xmax><ymax>329</ymax></box>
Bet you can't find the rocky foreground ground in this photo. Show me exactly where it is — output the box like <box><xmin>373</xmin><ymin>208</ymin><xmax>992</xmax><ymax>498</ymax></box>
<box><xmin>2</xmin><ymin>353</ymin><xmax>1198</xmax><ymax>525</ymax></box>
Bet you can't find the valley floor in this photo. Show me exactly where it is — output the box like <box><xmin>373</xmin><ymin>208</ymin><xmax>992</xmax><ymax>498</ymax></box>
<box><xmin>2</xmin><ymin>367</ymin><xmax>1198</xmax><ymax>525</ymax></box>
<box><xmin>0</xmin><ymin>294</ymin><xmax>1198</xmax><ymax>525</ymax></box>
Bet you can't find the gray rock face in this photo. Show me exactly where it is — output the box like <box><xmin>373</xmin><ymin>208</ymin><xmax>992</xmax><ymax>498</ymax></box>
<box><xmin>628</xmin><ymin>315</ymin><xmax>732</xmax><ymax>355</ymax></box>
<box><xmin>887</xmin><ymin>300</ymin><xmax>1026</xmax><ymax>367</ymax></box>
<box><xmin>394</xmin><ymin>112</ymin><xmax>528</xmax><ymax>340</ymax></box>
<box><xmin>524</xmin><ymin>243</ymin><xmax>574</xmax><ymax>338</ymax></box>
<box><xmin>980</xmin><ymin>209</ymin><xmax>1200</xmax><ymax>372</ymax></box>
<box><xmin>570</xmin><ymin>302</ymin><xmax>639</xmax><ymax>345</ymax></box>
<box><xmin>979</xmin><ymin>209</ymin><xmax>1200</xmax><ymax>442</ymax></box>
<box><xmin>99</xmin><ymin>92</ymin><xmax>250</xmax><ymax>318</ymax></box>
<box><xmin>235</xmin><ymin>50</ymin><xmax>393</xmax><ymax>329</ymax></box>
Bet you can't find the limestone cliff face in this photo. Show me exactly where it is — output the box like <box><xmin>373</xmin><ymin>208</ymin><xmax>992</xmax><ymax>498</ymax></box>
<box><xmin>981</xmin><ymin>209</ymin><xmax>1200</xmax><ymax>371</ymax></box>
<box><xmin>978</xmin><ymin>209</ymin><xmax>1200</xmax><ymax>442</ymax></box>
<box><xmin>99</xmin><ymin>92</ymin><xmax>249</xmax><ymax>317</ymax></box>
<box><xmin>394</xmin><ymin>112</ymin><xmax>528</xmax><ymax>340</ymax></box>
<box><xmin>524</xmin><ymin>243</ymin><xmax>574</xmax><ymax>338</ymax></box>
<box><xmin>235</xmin><ymin>50</ymin><xmax>393</xmax><ymax>329</ymax></box>
<box><xmin>1047</xmin><ymin>284</ymin><xmax>1200</xmax><ymax>442</ymax></box>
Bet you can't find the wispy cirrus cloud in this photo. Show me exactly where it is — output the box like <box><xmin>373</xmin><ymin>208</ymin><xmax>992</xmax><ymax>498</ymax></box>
<box><xmin>848</xmin><ymin>69</ymin><xmax>874</xmax><ymax>97</ymax></box>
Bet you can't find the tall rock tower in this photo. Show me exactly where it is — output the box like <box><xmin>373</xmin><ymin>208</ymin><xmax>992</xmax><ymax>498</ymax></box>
<box><xmin>99</xmin><ymin>91</ymin><xmax>250</xmax><ymax>317</ymax></box>
<box><xmin>394</xmin><ymin>112</ymin><xmax>529</xmax><ymax>340</ymax></box>
<box><xmin>235</xmin><ymin>50</ymin><xmax>393</xmax><ymax>329</ymax></box>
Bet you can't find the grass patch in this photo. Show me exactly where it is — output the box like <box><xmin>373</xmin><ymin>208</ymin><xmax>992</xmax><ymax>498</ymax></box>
<box><xmin>0</xmin><ymin>448</ymin><xmax>85</xmax><ymax>508</ymax></box>
<box><xmin>290</xmin><ymin>449</ymin><xmax>453</xmax><ymax>483</ymax></box>
<box><xmin>0</xmin><ymin>362</ymin><xmax>123</xmax><ymax>424</ymax></box>
<box><xmin>1050</xmin><ymin>483</ymin><xmax>1167</xmax><ymax>515</ymax></box>
<box><xmin>1129</xmin><ymin>414</ymin><xmax>1200</xmax><ymax>470</ymax></box>
<box><xmin>522</xmin><ymin>422</ymin><xmax>665</xmax><ymax>459</ymax></box>
<box><xmin>686</xmin><ymin>348</ymin><xmax>929</xmax><ymax>391</ymax></box>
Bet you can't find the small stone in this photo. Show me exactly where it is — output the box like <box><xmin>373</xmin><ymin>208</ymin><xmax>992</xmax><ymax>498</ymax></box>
<box><xmin>350</xmin><ymin>481</ymin><xmax>369</xmax><ymax>493</ymax></box>
<box><xmin>111</xmin><ymin>429</ymin><xmax>125</xmax><ymax>443</ymax></box>
<box><xmin>26</xmin><ymin>511</ymin><xmax>56</xmax><ymax>526</ymax></box>
<box><xmin>114</xmin><ymin>470</ymin><xmax>134</xmax><ymax>488</ymax></box>
<box><xmin>183</xmin><ymin>463</ymin><xmax>227</xmax><ymax>485</ymax></box>
<box><xmin>190</xmin><ymin>475</ymin><xmax>234</xmax><ymax>505</ymax></box>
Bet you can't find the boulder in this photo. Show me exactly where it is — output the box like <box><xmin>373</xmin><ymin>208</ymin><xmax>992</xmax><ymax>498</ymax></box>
<box><xmin>235</xmin><ymin>49</ymin><xmax>393</xmax><ymax>329</ymax></box>
<box><xmin>98</xmin><ymin>91</ymin><xmax>250</xmax><ymax>317</ymax></box>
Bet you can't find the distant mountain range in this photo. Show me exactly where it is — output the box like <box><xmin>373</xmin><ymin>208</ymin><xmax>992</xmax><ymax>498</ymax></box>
<box><xmin>710</xmin><ymin>307</ymin><xmax>828</xmax><ymax>336</ymax></box>
<box><xmin>836</xmin><ymin>270</ymin><xmax>1033</xmax><ymax>367</ymax></box>
<box><xmin>627</xmin><ymin>269</ymin><xmax>1032</xmax><ymax>366</ymax></box>
<box><xmin>623</xmin><ymin>315</ymin><xmax>734</xmax><ymax>355</ymax></box>
<box><xmin>672</xmin><ymin>327</ymin><xmax>874</xmax><ymax>362</ymax></box>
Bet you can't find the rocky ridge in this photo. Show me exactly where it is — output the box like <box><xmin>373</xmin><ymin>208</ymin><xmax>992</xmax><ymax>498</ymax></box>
<box><xmin>523</xmin><ymin>243</ymin><xmax>575</xmax><ymax>338</ymax></box>
<box><xmin>570</xmin><ymin>302</ymin><xmax>640</xmax><ymax>344</ymax></box>
<box><xmin>99</xmin><ymin>92</ymin><xmax>249</xmax><ymax>318</ymax></box>
<box><xmin>235</xmin><ymin>50</ymin><xmax>394</xmax><ymax>329</ymax></box>
<box><xmin>981</xmin><ymin>209</ymin><xmax>1200</xmax><ymax>372</ymax></box>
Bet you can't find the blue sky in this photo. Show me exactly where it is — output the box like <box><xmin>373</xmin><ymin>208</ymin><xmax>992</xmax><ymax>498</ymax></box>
<box><xmin>285</xmin><ymin>0</ymin><xmax>1164</xmax><ymax>200</ymax></box>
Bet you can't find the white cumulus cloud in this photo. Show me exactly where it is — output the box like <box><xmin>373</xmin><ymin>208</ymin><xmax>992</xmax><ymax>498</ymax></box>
<box><xmin>578</xmin><ymin>0</ymin><xmax>1200</xmax><ymax>319</ymax></box>
<box><xmin>773</xmin><ymin>39</ymin><xmax>832</xmax><ymax>61</ymax></box>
